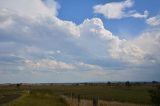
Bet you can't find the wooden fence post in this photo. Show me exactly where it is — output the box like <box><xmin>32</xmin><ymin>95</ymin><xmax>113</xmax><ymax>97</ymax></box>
<box><xmin>77</xmin><ymin>95</ymin><xmax>80</xmax><ymax>106</ymax></box>
<box><xmin>93</xmin><ymin>96</ymin><xmax>98</xmax><ymax>106</ymax></box>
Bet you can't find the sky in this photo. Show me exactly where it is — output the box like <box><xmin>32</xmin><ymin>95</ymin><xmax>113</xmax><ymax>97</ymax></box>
<box><xmin>0</xmin><ymin>0</ymin><xmax>160</xmax><ymax>83</ymax></box>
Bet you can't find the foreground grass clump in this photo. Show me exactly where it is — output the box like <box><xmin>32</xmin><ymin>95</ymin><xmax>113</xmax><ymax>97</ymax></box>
<box><xmin>1</xmin><ymin>89</ymin><xmax>69</xmax><ymax>106</ymax></box>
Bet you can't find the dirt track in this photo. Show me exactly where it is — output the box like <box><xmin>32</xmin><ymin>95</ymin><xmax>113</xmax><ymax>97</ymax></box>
<box><xmin>0</xmin><ymin>94</ymin><xmax>20</xmax><ymax>105</ymax></box>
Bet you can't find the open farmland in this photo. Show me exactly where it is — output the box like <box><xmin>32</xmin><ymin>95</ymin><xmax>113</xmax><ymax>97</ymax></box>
<box><xmin>0</xmin><ymin>83</ymin><xmax>158</xmax><ymax>106</ymax></box>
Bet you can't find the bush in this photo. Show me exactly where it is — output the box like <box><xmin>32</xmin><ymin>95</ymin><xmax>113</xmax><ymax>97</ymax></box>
<box><xmin>149</xmin><ymin>85</ymin><xmax>160</xmax><ymax>106</ymax></box>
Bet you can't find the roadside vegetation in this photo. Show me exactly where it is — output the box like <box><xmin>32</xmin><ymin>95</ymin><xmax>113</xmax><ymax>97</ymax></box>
<box><xmin>0</xmin><ymin>87</ymin><xmax>68</xmax><ymax>106</ymax></box>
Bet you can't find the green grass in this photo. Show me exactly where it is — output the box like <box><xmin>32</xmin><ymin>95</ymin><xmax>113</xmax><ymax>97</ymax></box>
<box><xmin>0</xmin><ymin>88</ymin><xmax>69</xmax><ymax>106</ymax></box>
<box><xmin>51</xmin><ymin>85</ymin><xmax>153</xmax><ymax>104</ymax></box>
<box><xmin>0</xmin><ymin>85</ymin><xmax>155</xmax><ymax>105</ymax></box>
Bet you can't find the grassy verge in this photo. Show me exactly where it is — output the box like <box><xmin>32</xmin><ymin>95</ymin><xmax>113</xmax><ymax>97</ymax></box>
<box><xmin>1</xmin><ymin>89</ymin><xmax>69</xmax><ymax>106</ymax></box>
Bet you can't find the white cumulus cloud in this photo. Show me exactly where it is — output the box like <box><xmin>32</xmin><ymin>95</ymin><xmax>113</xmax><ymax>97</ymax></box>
<box><xmin>93</xmin><ymin>0</ymin><xmax>148</xmax><ymax>19</ymax></box>
<box><xmin>0</xmin><ymin>0</ymin><xmax>59</xmax><ymax>17</ymax></box>
<box><xmin>25</xmin><ymin>59</ymin><xmax>75</xmax><ymax>71</ymax></box>
<box><xmin>109</xmin><ymin>30</ymin><xmax>160</xmax><ymax>64</ymax></box>
<box><xmin>146</xmin><ymin>15</ymin><xmax>160</xmax><ymax>26</ymax></box>
<box><xmin>79</xmin><ymin>18</ymin><xmax>160</xmax><ymax>64</ymax></box>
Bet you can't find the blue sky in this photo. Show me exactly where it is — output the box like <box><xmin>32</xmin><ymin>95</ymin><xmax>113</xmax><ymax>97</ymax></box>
<box><xmin>0</xmin><ymin>0</ymin><xmax>160</xmax><ymax>83</ymax></box>
<box><xmin>58</xmin><ymin>0</ymin><xmax>160</xmax><ymax>38</ymax></box>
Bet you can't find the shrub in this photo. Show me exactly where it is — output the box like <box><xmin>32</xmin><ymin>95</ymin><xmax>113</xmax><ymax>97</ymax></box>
<box><xmin>149</xmin><ymin>85</ymin><xmax>160</xmax><ymax>106</ymax></box>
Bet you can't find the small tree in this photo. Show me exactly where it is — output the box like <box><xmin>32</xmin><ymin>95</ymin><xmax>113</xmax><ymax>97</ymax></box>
<box><xmin>16</xmin><ymin>83</ymin><xmax>22</xmax><ymax>89</ymax></box>
<box><xmin>125</xmin><ymin>81</ymin><xmax>131</xmax><ymax>89</ymax></box>
<box><xmin>107</xmin><ymin>81</ymin><xmax>111</xmax><ymax>86</ymax></box>
<box><xmin>152</xmin><ymin>81</ymin><xmax>158</xmax><ymax>84</ymax></box>
<box><xmin>149</xmin><ymin>85</ymin><xmax>160</xmax><ymax>106</ymax></box>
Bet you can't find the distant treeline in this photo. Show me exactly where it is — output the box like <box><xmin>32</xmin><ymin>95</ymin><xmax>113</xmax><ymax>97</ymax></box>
<box><xmin>0</xmin><ymin>81</ymin><xmax>159</xmax><ymax>86</ymax></box>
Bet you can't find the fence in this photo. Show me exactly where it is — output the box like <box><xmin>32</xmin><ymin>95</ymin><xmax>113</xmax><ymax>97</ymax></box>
<box><xmin>64</xmin><ymin>93</ymin><xmax>99</xmax><ymax>106</ymax></box>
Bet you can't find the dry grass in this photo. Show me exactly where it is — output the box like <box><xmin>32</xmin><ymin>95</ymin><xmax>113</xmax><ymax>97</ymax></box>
<box><xmin>63</xmin><ymin>96</ymin><xmax>151</xmax><ymax>106</ymax></box>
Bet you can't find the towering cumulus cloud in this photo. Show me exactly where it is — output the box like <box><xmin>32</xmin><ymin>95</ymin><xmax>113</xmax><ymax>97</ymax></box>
<box><xmin>0</xmin><ymin>0</ymin><xmax>160</xmax><ymax>82</ymax></box>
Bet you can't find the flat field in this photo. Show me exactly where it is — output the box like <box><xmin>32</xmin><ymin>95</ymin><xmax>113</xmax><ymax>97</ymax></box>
<box><xmin>0</xmin><ymin>84</ymin><xmax>156</xmax><ymax>106</ymax></box>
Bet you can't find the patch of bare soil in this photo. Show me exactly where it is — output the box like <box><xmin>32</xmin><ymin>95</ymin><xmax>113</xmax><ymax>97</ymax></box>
<box><xmin>0</xmin><ymin>94</ymin><xmax>20</xmax><ymax>105</ymax></box>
